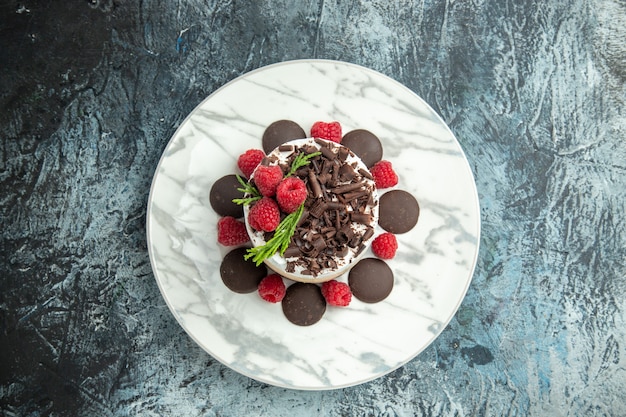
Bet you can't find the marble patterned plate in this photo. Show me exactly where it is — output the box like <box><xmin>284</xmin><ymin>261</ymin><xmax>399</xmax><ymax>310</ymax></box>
<box><xmin>146</xmin><ymin>59</ymin><xmax>480</xmax><ymax>390</ymax></box>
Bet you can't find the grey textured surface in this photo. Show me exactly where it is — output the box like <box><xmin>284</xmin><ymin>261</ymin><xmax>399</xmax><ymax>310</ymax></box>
<box><xmin>1</xmin><ymin>0</ymin><xmax>625</xmax><ymax>416</ymax></box>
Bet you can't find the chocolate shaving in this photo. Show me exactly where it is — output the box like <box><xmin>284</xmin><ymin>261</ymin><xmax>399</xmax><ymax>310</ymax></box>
<box><xmin>323</xmin><ymin>229</ymin><xmax>336</xmax><ymax>239</ymax></box>
<box><xmin>295</xmin><ymin>167</ymin><xmax>309</xmax><ymax>177</ymax></box>
<box><xmin>311</xmin><ymin>235</ymin><xmax>327</xmax><ymax>252</ymax></box>
<box><xmin>362</xmin><ymin>226</ymin><xmax>374</xmax><ymax>241</ymax></box>
<box><xmin>338</xmin><ymin>223</ymin><xmax>355</xmax><ymax>242</ymax></box>
<box><xmin>309</xmin><ymin>199</ymin><xmax>326</xmax><ymax>218</ymax></box>
<box><xmin>308</xmin><ymin>170</ymin><xmax>323</xmax><ymax>198</ymax></box>
<box><xmin>332</xmin><ymin>182</ymin><xmax>364</xmax><ymax>194</ymax></box>
<box><xmin>330</xmin><ymin>160</ymin><xmax>341</xmax><ymax>185</ymax></box>
<box><xmin>351</xmin><ymin>213</ymin><xmax>373</xmax><ymax>224</ymax></box>
<box><xmin>343</xmin><ymin>189</ymin><xmax>370</xmax><ymax>201</ymax></box>
<box><xmin>320</xmin><ymin>159</ymin><xmax>332</xmax><ymax>176</ymax></box>
<box><xmin>303</xmin><ymin>144</ymin><xmax>319</xmax><ymax>155</ymax></box>
<box><xmin>348</xmin><ymin>236</ymin><xmax>361</xmax><ymax>248</ymax></box>
<box><xmin>284</xmin><ymin>245</ymin><xmax>302</xmax><ymax>258</ymax></box>
<box><xmin>326</xmin><ymin>201</ymin><xmax>344</xmax><ymax>210</ymax></box>
<box><xmin>359</xmin><ymin>168</ymin><xmax>373</xmax><ymax>180</ymax></box>
<box><xmin>297</xmin><ymin>209</ymin><xmax>309</xmax><ymax>227</ymax></box>
<box><xmin>337</xmin><ymin>146</ymin><xmax>349</xmax><ymax>162</ymax></box>
<box><xmin>319</xmin><ymin>145</ymin><xmax>336</xmax><ymax>160</ymax></box>
<box><xmin>308</xmin><ymin>260</ymin><xmax>321</xmax><ymax>273</ymax></box>
<box><xmin>338</xmin><ymin>164</ymin><xmax>358</xmax><ymax>182</ymax></box>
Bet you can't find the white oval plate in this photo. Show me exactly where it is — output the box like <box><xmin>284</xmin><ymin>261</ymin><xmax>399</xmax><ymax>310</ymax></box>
<box><xmin>146</xmin><ymin>60</ymin><xmax>480</xmax><ymax>390</ymax></box>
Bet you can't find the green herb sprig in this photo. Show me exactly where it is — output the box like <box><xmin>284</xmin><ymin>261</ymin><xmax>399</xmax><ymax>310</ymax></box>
<box><xmin>232</xmin><ymin>175</ymin><xmax>261</xmax><ymax>206</ymax></box>
<box><xmin>244</xmin><ymin>203</ymin><xmax>304</xmax><ymax>266</ymax></box>
<box><xmin>286</xmin><ymin>151</ymin><xmax>321</xmax><ymax>177</ymax></box>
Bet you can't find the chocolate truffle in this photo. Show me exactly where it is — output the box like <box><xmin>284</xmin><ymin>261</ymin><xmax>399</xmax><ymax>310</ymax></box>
<box><xmin>262</xmin><ymin>120</ymin><xmax>307</xmax><ymax>154</ymax></box>
<box><xmin>378</xmin><ymin>190</ymin><xmax>419</xmax><ymax>234</ymax></box>
<box><xmin>281</xmin><ymin>282</ymin><xmax>326</xmax><ymax>326</ymax></box>
<box><xmin>210</xmin><ymin>174</ymin><xmax>245</xmax><ymax>218</ymax></box>
<box><xmin>220</xmin><ymin>247</ymin><xmax>266</xmax><ymax>294</ymax></box>
<box><xmin>341</xmin><ymin>129</ymin><xmax>383</xmax><ymax>168</ymax></box>
<box><xmin>348</xmin><ymin>258</ymin><xmax>394</xmax><ymax>303</ymax></box>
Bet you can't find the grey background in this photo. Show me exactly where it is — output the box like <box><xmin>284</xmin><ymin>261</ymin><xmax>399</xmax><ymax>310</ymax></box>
<box><xmin>1</xmin><ymin>1</ymin><xmax>625</xmax><ymax>416</ymax></box>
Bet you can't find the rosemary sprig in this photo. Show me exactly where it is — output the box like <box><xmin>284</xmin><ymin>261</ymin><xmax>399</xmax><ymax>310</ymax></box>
<box><xmin>244</xmin><ymin>203</ymin><xmax>305</xmax><ymax>266</ymax></box>
<box><xmin>286</xmin><ymin>151</ymin><xmax>321</xmax><ymax>177</ymax></box>
<box><xmin>235</xmin><ymin>150</ymin><xmax>317</xmax><ymax>265</ymax></box>
<box><xmin>232</xmin><ymin>174</ymin><xmax>261</xmax><ymax>206</ymax></box>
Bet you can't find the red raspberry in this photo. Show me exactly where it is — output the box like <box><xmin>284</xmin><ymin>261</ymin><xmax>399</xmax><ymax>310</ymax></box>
<box><xmin>276</xmin><ymin>177</ymin><xmax>307</xmax><ymax>213</ymax></box>
<box><xmin>371</xmin><ymin>232</ymin><xmax>398</xmax><ymax>259</ymax></box>
<box><xmin>237</xmin><ymin>149</ymin><xmax>265</xmax><ymax>178</ymax></box>
<box><xmin>217</xmin><ymin>216</ymin><xmax>250</xmax><ymax>246</ymax></box>
<box><xmin>258</xmin><ymin>274</ymin><xmax>286</xmax><ymax>303</ymax></box>
<box><xmin>310</xmin><ymin>121</ymin><xmax>342</xmax><ymax>143</ymax></box>
<box><xmin>253</xmin><ymin>164</ymin><xmax>283</xmax><ymax>197</ymax></box>
<box><xmin>321</xmin><ymin>280</ymin><xmax>352</xmax><ymax>307</ymax></box>
<box><xmin>247</xmin><ymin>197</ymin><xmax>281</xmax><ymax>232</ymax></box>
<box><xmin>370</xmin><ymin>160</ymin><xmax>398</xmax><ymax>188</ymax></box>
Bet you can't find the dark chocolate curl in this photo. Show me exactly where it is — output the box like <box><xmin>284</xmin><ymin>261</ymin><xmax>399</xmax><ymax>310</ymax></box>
<box><xmin>337</xmin><ymin>146</ymin><xmax>349</xmax><ymax>162</ymax></box>
<box><xmin>297</xmin><ymin>209</ymin><xmax>309</xmax><ymax>227</ymax></box>
<box><xmin>309</xmin><ymin>199</ymin><xmax>327</xmax><ymax>218</ymax></box>
<box><xmin>338</xmin><ymin>164</ymin><xmax>358</xmax><ymax>182</ymax></box>
<box><xmin>351</xmin><ymin>212</ymin><xmax>373</xmax><ymax>224</ymax></box>
<box><xmin>319</xmin><ymin>145</ymin><xmax>336</xmax><ymax>160</ymax></box>
<box><xmin>362</xmin><ymin>226</ymin><xmax>375</xmax><ymax>241</ymax></box>
<box><xmin>338</xmin><ymin>223</ymin><xmax>355</xmax><ymax>242</ymax></box>
<box><xmin>359</xmin><ymin>168</ymin><xmax>373</xmax><ymax>180</ymax></box>
<box><xmin>343</xmin><ymin>189</ymin><xmax>370</xmax><ymax>201</ymax></box>
<box><xmin>284</xmin><ymin>245</ymin><xmax>302</xmax><ymax>258</ymax></box>
<box><xmin>326</xmin><ymin>201</ymin><xmax>345</xmax><ymax>210</ymax></box>
<box><xmin>332</xmin><ymin>182</ymin><xmax>364</xmax><ymax>194</ymax></box>
<box><xmin>308</xmin><ymin>170</ymin><xmax>323</xmax><ymax>198</ymax></box>
<box><xmin>311</xmin><ymin>235</ymin><xmax>327</xmax><ymax>252</ymax></box>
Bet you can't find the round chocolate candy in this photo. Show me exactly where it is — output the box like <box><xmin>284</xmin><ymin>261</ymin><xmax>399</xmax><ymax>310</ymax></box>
<box><xmin>262</xmin><ymin>120</ymin><xmax>306</xmax><ymax>154</ymax></box>
<box><xmin>348</xmin><ymin>258</ymin><xmax>394</xmax><ymax>303</ymax></box>
<box><xmin>220</xmin><ymin>247</ymin><xmax>266</xmax><ymax>294</ymax></box>
<box><xmin>281</xmin><ymin>282</ymin><xmax>326</xmax><ymax>326</ymax></box>
<box><xmin>210</xmin><ymin>174</ymin><xmax>245</xmax><ymax>218</ymax></box>
<box><xmin>341</xmin><ymin>129</ymin><xmax>383</xmax><ymax>168</ymax></box>
<box><xmin>378</xmin><ymin>190</ymin><xmax>419</xmax><ymax>234</ymax></box>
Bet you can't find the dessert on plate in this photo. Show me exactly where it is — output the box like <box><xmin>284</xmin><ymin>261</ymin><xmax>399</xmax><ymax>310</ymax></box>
<box><xmin>210</xmin><ymin>120</ymin><xmax>419</xmax><ymax>326</ymax></box>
